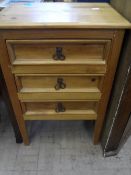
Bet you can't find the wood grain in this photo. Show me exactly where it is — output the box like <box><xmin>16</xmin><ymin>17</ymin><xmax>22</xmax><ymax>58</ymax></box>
<box><xmin>0</xmin><ymin>39</ymin><xmax>29</xmax><ymax>145</ymax></box>
<box><xmin>93</xmin><ymin>30</ymin><xmax>125</xmax><ymax>144</ymax></box>
<box><xmin>0</xmin><ymin>3</ymin><xmax>128</xmax><ymax>145</ymax></box>
<box><xmin>0</xmin><ymin>68</ymin><xmax>23</xmax><ymax>143</ymax></box>
<box><xmin>11</xmin><ymin>64</ymin><xmax>106</xmax><ymax>74</ymax></box>
<box><xmin>18</xmin><ymin>89</ymin><xmax>101</xmax><ymax>101</ymax></box>
<box><xmin>1</xmin><ymin>29</ymin><xmax>115</xmax><ymax>40</ymax></box>
<box><xmin>15</xmin><ymin>75</ymin><xmax>103</xmax><ymax>91</ymax></box>
<box><xmin>24</xmin><ymin>113</ymin><xmax>97</xmax><ymax>121</ymax></box>
<box><xmin>0</xmin><ymin>3</ymin><xmax>130</xmax><ymax>29</ymax></box>
<box><xmin>6</xmin><ymin>39</ymin><xmax>111</xmax><ymax>64</ymax></box>
<box><xmin>23</xmin><ymin>101</ymin><xmax>97</xmax><ymax>120</ymax></box>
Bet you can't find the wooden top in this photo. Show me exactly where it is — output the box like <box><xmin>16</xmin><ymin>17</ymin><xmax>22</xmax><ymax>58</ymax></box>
<box><xmin>0</xmin><ymin>2</ymin><xmax>130</xmax><ymax>29</ymax></box>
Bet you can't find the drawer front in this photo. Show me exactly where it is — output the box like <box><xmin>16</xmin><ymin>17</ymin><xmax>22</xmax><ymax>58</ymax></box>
<box><xmin>6</xmin><ymin>40</ymin><xmax>111</xmax><ymax>65</ymax></box>
<box><xmin>11</xmin><ymin>64</ymin><xmax>106</xmax><ymax>74</ymax></box>
<box><xmin>22</xmin><ymin>101</ymin><xmax>97</xmax><ymax>120</ymax></box>
<box><xmin>15</xmin><ymin>75</ymin><xmax>103</xmax><ymax>91</ymax></box>
<box><xmin>18</xmin><ymin>91</ymin><xmax>101</xmax><ymax>101</ymax></box>
<box><xmin>15</xmin><ymin>75</ymin><xmax>102</xmax><ymax>101</ymax></box>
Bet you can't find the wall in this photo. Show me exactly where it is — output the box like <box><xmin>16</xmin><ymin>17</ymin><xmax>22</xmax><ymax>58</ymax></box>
<box><xmin>110</xmin><ymin>0</ymin><xmax>131</xmax><ymax>21</ymax></box>
<box><xmin>101</xmin><ymin>0</ymin><xmax>131</xmax><ymax>156</ymax></box>
<box><xmin>77</xmin><ymin>0</ymin><xmax>110</xmax><ymax>2</ymax></box>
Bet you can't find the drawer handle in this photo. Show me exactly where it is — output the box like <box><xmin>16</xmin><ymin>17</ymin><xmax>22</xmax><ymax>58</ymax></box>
<box><xmin>53</xmin><ymin>47</ymin><xmax>65</xmax><ymax>61</ymax></box>
<box><xmin>55</xmin><ymin>78</ymin><xmax>66</xmax><ymax>90</ymax></box>
<box><xmin>55</xmin><ymin>102</ymin><xmax>66</xmax><ymax>113</ymax></box>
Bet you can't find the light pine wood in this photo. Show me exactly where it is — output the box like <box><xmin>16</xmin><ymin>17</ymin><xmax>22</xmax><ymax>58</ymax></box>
<box><xmin>11</xmin><ymin>60</ymin><xmax>107</xmax><ymax>66</ymax></box>
<box><xmin>14</xmin><ymin>73</ymin><xmax>105</xmax><ymax>76</ymax></box>
<box><xmin>6</xmin><ymin>39</ymin><xmax>111</xmax><ymax>64</ymax></box>
<box><xmin>11</xmin><ymin>64</ymin><xmax>106</xmax><ymax>74</ymax></box>
<box><xmin>94</xmin><ymin>30</ymin><xmax>125</xmax><ymax>144</ymax></box>
<box><xmin>1</xmin><ymin>29</ymin><xmax>115</xmax><ymax>40</ymax></box>
<box><xmin>0</xmin><ymin>3</ymin><xmax>129</xmax><ymax>145</ymax></box>
<box><xmin>25</xmin><ymin>101</ymin><xmax>97</xmax><ymax>111</ymax></box>
<box><xmin>24</xmin><ymin>113</ymin><xmax>97</xmax><ymax>121</ymax></box>
<box><xmin>0</xmin><ymin>39</ymin><xmax>29</xmax><ymax>145</ymax></box>
<box><xmin>0</xmin><ymin>3</ymin><xmax>130</xmax><ymax>29</ymax></box>
<box><xmin>15</xmin><ymin>75</ymin><xmax>103</xmax><ymax>91</ymax></box>
<box><xmin>18</xmin><ymin>89</ymin><xmax>101</xmax><ymax>101</ymax></box>
<box><xmin>23</xmin><ymin>101</ymin><xmax>97</xmax><ymax>120</ymax></box>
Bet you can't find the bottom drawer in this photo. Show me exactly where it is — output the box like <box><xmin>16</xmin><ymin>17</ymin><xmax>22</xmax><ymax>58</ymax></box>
<box><xmin>22</xmin><ymin>101</ymin><xmax>97</xmax><ymax>120</ymax></box>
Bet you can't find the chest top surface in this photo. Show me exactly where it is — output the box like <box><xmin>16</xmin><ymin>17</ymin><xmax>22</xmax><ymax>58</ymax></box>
<box><xmin>0</xmin><ymin>2</ymin><xmax>130</xmax><ymax>29</ymax></box>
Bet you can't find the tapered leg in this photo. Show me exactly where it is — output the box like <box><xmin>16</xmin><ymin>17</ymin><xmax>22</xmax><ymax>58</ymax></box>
<box><xmin>93</xmin><ymin>30</ymin><xmax>125</xmax><ymax>144</ymax></box>
<box><xmin>0</xmin><ymin>40</ymin><xmax>29</xmax><ymax>145</ymax></box>
<box><xmin>0</xmin><ymin>69</ymin><xmax>23</xmax><ymax>143</ymax></box>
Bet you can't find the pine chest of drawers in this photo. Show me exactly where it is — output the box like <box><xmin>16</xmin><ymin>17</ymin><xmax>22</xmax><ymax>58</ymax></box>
<box><xmin>0</xmin><ymin>3</ymin><xmax>130</xmax><ymax>145</ymax></box>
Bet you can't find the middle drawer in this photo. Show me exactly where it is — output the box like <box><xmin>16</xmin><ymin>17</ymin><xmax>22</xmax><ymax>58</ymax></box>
<box><xmin>15</xmin><ymin>75</ymin><xmax>103</xmax><ymax>101</ymax></box>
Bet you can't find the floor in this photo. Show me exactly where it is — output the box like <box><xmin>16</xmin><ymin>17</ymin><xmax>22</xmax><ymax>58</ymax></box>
<box><xmin>0</xmin><ymin>100</ymin><xmax>131</xmax><ymax>175</ymax></box>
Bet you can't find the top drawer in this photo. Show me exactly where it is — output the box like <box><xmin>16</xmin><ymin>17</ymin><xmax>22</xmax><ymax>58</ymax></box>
<box><xmin>6</xmin><ymin>40</ymin><xmax>111</xmax><ymax>65</ymax></box>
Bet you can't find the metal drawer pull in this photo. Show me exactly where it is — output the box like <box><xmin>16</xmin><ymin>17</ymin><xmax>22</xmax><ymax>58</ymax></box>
<box><xmin>55</xmin><ymin>103</ymin><xmax>66</xmax><ymax>113</ymax></box>
<box><xmin>55</xmin><ymin>78</ymin><xmax>66</xmax><ymax>90</ymax></box>
<box><xmin>53</xmin><ymin>47</ymin><xmax>65</xmax><ymax>60</ymax></box>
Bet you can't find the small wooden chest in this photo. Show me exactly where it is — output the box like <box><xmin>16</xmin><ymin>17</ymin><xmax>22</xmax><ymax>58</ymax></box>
<box><xmin>0</xmin><ymin>3</ymin><xmax>130</xmax><ymax>145</ymax></box>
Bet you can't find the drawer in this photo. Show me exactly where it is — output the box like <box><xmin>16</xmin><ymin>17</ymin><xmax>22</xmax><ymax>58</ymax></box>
<box><xmin>15</xmin><ymin>75</ymin><xmax>102</xmax><ymax>101</ymax></box>
<box><xmin>15</xmin><ymin>75</ymin><xmax>103</xmax><ymax>91</ymax></box>
<box><xmin>6</xmin><ymin>40</ymin><xmax>111</xmax><ymax>65</ymax></box>
<box><xmin>22</xmin><ymin>101</ymin><xmax>97</xmax><ymax>120</ymax></box>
